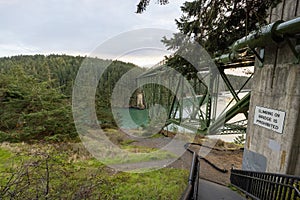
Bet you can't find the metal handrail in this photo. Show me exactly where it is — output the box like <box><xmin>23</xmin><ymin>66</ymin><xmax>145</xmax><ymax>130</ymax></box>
<box><xmin>230</xmin><ymin>169</ymin><xmax>300</xmax><ymax>199</ymax></box>
<box><xmin>293</xmin><ymin>184</ymin><xmax>300</xmax><ymax>197</ymax></box>
<box><xmin>180</xmin><ymin>143</ymin><xmax>230</xmax><ymax>200</ymax></box>
<box><xmin>180</xmin><ymin>149</ymin><xmax>200</xmax><ymax>200</ymax></box>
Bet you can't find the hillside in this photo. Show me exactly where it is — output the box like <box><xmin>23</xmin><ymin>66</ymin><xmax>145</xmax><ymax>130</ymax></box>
<box><xmin>0</xmin><ymin>55</ymin><xmax>144</xmax><ymax>142</ymax></box>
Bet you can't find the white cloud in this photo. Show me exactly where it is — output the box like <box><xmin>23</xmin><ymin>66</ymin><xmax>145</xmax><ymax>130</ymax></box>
<box><xmin>0</xmin><ymin>0</ymin><xmax>186</xmax><ymax>65</ymax></box>
<box><xmin>0</xmin><ymin>43</ymin><xmax>38</xmax><ymax>56</ymax></box>
<box><xmin>117</xmin><ymin>47</ymin><xmax>173</xmax><ymax>67</ymax></box>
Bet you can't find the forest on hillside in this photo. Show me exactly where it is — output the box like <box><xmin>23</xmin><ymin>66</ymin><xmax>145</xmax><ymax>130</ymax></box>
<box><xmin>0</xmin><ymin>55</ymin><xmax>143</xmax><ymax>142</ymax></box>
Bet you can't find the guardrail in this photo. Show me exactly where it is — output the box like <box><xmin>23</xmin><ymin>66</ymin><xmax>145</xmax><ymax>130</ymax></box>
<box><xmin>230</xmin><ymin>169</ymin><xmax>300</xmax><ymax>200</ymax></box>
<box><xmin>180</xmin><ymin>143</ymin><xmax>230</xmax><ymax>200</ymax></box>
<box><xmin>180</xmin><ymin>150</ymin><xmax>200</xmax><ymax>200</ymax></box>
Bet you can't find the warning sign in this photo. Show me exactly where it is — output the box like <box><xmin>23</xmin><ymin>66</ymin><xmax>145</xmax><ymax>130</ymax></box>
<box><xmin>253</xmin><ymin>106</ymin><xmax>286</xmax><ymax>134</ymax></box>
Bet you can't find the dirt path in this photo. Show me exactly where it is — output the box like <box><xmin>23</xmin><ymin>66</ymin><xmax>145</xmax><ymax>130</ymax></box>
<box><xmin>199</xmin><ymin>148</ymin><xmax>243</xmax><ymax>185</ymax></box>
<box><xmin>131</xmin><ymin>135</ymin><xmax>244</xmax><ymax>185</ymax></box>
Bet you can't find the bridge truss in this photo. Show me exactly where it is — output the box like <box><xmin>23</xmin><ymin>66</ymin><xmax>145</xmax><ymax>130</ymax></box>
<box><xmin>136</xmin><ymin>52</ymin><xmax>253</xmax><ymax>135</ymax></box>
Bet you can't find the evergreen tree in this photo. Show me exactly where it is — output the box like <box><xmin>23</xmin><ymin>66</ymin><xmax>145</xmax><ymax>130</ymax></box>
<box><xmin>0</xmin><ymin>55</ymin><xmax>144</xmax><ymax>142</ymax></box>
<box><xmin>136</xmin><ymin>0</ymin><xmax>169</xmax><ymax>13</ymax></box>
<box><xmin>0</xmin><ymin>67</ymin><xmax>76</xmax><ymax>141</ymax></box>
<box><xmin>159</xmin><ymin>0</ymin><xmax>281</xmax><ymax>79</ymax></box>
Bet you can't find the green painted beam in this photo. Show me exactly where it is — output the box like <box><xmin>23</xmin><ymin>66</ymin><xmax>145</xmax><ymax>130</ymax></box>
<box><xmin>214</xmin><ymin>17</ymin><xmax>300</xmax><ymax>65</ymax></box>
<box><xmin>208</xmin><ymin>92</ymin><xmax>251</xmax><ymax>134</ymax></box>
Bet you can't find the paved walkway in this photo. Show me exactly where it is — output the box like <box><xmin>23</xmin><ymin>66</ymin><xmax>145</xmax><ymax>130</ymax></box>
<box><xmin>197</xmin><ymin>179</ymin><xmax>246</xmax><ymax>200</ymax></box>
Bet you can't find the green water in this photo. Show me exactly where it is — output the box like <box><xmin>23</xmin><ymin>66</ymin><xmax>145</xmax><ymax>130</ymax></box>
<box><xmin>113</xmin><ymin>108</ymin><xmax>149</xmax><ymax>129</ymax></box>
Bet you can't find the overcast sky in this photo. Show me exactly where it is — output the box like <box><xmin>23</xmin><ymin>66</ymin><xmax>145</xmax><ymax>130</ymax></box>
<box><xmin>0</xmin><ymin>0</ymin><xmax>187</xmax><ymax>67</ymax></box>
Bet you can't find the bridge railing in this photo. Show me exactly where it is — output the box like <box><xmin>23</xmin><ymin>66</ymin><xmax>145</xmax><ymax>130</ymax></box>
<box><xmin>230</xmin><ymin>169</ymin><xmax>300</xmax><ymax>200</ymax></box>
<box><xmin>180</xmin><ymin>150</ymin><xmax>200</xmax><ymax>200</ymax></box>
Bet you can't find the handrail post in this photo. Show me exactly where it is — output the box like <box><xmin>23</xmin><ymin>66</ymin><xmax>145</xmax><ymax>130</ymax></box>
<box><xmin>246</xmin><ymin>171</ymin><xmax>252</xmax><ymax>194</ymax></box>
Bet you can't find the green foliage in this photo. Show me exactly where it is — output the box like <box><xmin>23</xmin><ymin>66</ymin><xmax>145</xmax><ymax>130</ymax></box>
<box><xmin>0</xmin><ymin>143</ymin><xmax>188</xmax><ymax>199</ymax></box>
<box><xmin>96</xmin><ymin>60</ymin><xmax>143</xmax><ymax>126</ymax></box>
<box><xmin>0</xmin><ymin>66</ymin><xmax>76</xmax><ymax>141</ymax></box>
<box><xmin>161</xmin><ymin>0</ymin><xmax>281</xmax><ymax>79</ymax></box>
<box><xmin>174</xmin><ymin>0</ymin><xmax>281</xmax><ymax>54</ymax></box>
<box><xmin>0</xmin><ymin>55</ymin><xmax>83</xmax><ymax>96</ymax></box>
<box><xmin>0</xmin><ymin>147</ymin><xmax>12</xmax><ymax>171</ymax></box>
<box><xmin>0</xmin><ymin>55</ymin><xmax>143</xmax><ymax>142</ymax></box>
<box><xmin>111</xmin><ymin>169</ymin><xmax>188</xmax><ymax>199</ymax></box>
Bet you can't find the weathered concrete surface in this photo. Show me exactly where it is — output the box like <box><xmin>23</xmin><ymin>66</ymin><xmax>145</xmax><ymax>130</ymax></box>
<box><xmin>243</xmin><ymin>0</ymin><xmax>300</xmax><ymax>175</ymax></box>
<box><xmin>242</xmin><ymin>149</ymin><xmax>267</xmax><ymax>172</ymax></box>
<box><xmin>244</xmin><ymin>58</ymin><xmax>300</xmax><ymax>174</ymax></box>
<box><xmin>269</xmin><ymin>0</ymin><xmax>299</xmax><ymax>23</ymax></box>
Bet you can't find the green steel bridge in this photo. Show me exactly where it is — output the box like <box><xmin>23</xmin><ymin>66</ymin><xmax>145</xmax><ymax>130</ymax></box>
<box><xmin>136</xmin><ymin>50</ymin><xmax>253</xmax><ymax>136</ymax></box>
<box><xmin>136</xmin><ymin>17</ymin><xmax>300</xmax><ymax>136</ymax></box>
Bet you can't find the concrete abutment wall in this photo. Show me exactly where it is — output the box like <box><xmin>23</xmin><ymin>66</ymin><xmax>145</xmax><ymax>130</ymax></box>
<box><xmin>243</xmin><ymin>0</ymin><xmax>300</xmax><ymax>175</ymax></box>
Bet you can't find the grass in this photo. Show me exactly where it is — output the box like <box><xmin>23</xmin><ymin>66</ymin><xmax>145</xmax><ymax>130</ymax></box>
<box><xmin>111</xmin><ymin>169</ymin><xmax>188</xmax><ymax>200</ymax></box>
<box><xmin>0</xmin><ymin>142</ymin><xmax>189</xmax><ymax>199</ymax></box>
<box><xmin>0</xmin><ymin>148</ymin><xmax>12</xmax><ymax>166</ymax></box>
<box><xmin>84</xmin><ymin>143</ymin><xmax>177</xmax><ymax>166</ymax></box>
<box><xmin>79</xmin><ymin>129</ymin><xmax>177</xmax><ymax>165</ymax></box>
<box><xmin>0</xmin><ymin>147</ymin><xmax>13</xmax><ymax>184</ymax></box>
<box><xmin>101</xmin><ymin>150</ymin><xmax>176</xmax><ymax>165</ymax></box>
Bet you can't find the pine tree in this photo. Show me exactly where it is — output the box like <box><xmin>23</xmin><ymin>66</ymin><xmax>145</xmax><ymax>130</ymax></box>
<box><xmin>159</xmin><ymin>0</ymin><xmax>281</xmax><ymax>79</ymax></box>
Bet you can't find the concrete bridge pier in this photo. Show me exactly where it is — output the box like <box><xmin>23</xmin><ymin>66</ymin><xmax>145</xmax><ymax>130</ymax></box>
<box><xmin>242</xmin><ymin>0</ymin><xmax>300</xmax><ymax>175</ymax></box>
